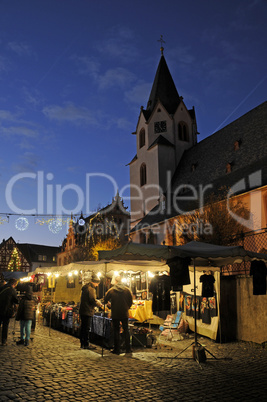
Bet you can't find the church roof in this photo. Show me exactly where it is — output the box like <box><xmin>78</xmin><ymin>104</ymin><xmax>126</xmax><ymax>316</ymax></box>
<box><xmin>144</xmin><ymin>55</ymin><xmax>181</xmax><ymax>119</ymax></box>
<box><xmin>148</xmin><ymin>135</ymin><xmax>174</xmax><ymax>150</ymax></box>
<box><xmin>171</xmin><ymin>101</ymin><xmax>267</xmax><ymax>194</ymax></box>
<box><xmin>131</xmin><ymin>101</ymin><xmax>267</xmax><ymax>231</ymax></box>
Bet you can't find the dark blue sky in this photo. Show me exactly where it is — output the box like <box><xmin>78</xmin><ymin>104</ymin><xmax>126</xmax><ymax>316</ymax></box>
<box><xmin>0</xmin><ymin>0</ymin><xmax>266</xmax><ymax>246</ymax></box>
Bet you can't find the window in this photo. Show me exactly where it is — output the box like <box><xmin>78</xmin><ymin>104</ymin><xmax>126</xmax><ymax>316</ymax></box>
<box><xmin>139</xmin><ymin>128</ymin><xmax>145</xmax><ymax>148</ymax></box>
<box><xmin>139</xmin><ymin>232</ymin><xmax>146</xmax><ymax>244</ymax></box>
<box><xmin>67</xmin><ymin>277</ymin><xmax>75</xmax><ymax>288</ymax></box>
<box><xmin>178</xmin><ymin>122</ymin><xmax>189</xmax><ymax>142</ymax></box>
<box><xmin>191</xmin><ymin>163</ymin><xmax>198</xmax><ymax>172</ymax></box>
<box><xmin>234</xmin><ymin>140</ymin><xmax>241</xmax><ymax>151</ymax></box>
<box><xmin>154</xmin><ymin>120</ymin><xmax>167</xmax><ymax>133</ymax></box>
<box><xmin>172</xmin><ymin>225</ymin><xmax>177</xmax><ymax>246</ymax></box>
<box><xmin>226</xmin><ymin>163</ymin><xmax>232</xmax><ymax>173</ymax></box>
<box><xmin>140</xmin><ymin>163</ymin><xmax>147</xmax><ymax>187</ymax></box>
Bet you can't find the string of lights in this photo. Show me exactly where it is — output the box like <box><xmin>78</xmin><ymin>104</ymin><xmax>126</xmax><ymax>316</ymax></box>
<box><xmin>0</xmin><ymin>212</ymin><xmax>84</xmax><ymax>233</ymax></box>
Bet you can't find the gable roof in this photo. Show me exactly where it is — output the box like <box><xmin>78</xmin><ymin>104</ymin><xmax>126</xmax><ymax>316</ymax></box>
<box><xmin>148</xmin><ymin>135</ymin><xmax>175</xmax><ymax>150</ymax></box>
<box><xmin>17</xmin><ymin>243</ymin><xmax>60</xmax><ymax>263</ymax></box>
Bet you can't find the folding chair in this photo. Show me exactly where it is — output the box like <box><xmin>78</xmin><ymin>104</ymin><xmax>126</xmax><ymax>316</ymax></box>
<box><xmin>158</xmin><ymin>311</ymin><xmax>182</xmax><ymax>342</ymax></box>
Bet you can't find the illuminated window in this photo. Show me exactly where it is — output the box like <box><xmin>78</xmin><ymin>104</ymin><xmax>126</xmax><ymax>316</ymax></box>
<box><xmin>67</xmin><ymin>277</ymin><xmax>75</xmax><ymax>288</ymax></box>
<box><xmin>226</xmin><ymin>163</ymin><xmax>233</xmax><ymax>173</ymax></box>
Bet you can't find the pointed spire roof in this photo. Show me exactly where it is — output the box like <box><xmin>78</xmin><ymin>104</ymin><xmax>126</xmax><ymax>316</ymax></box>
<box><xmin>144</xmin><ymin>54</ymin><xmax>180</xmax><ymax>119</ymax></box>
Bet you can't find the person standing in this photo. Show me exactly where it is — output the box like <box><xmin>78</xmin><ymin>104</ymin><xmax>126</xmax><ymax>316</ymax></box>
<box><xmin>15</xmin><ymin>286</ymin><xmax>36</xmax><ymax>347</ymax></box>
<box><xmin>104</xmin><ymin>275</ymin><xmax>133</xmax><ymax>355</ymax></box>
<box><xmin>0</xmin><ymin>273</ymin><xmax>6</xmax><ymax>288</ymax></box>
<box><xmin>0</xmin><ymin>278</ymin><xmax>19</xmax><ymax>346</ymax></box>
<box><xmin>79</xmin><ymin>273</ymin><xmax>103</xmax><ymax>350</ymax></box>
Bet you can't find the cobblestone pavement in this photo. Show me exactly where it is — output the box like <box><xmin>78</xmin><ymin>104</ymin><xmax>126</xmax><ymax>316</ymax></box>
<box><xmin>0</xmin><ymin>320</ymin><xmax>267</xmax><ymax>401</ymax></box>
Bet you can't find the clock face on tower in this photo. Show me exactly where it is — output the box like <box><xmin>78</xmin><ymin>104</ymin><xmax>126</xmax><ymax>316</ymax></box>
<box><xmin>154</xmin><ymin>120</ymin><xmax>167</xmax><ymax>133</ymax></box>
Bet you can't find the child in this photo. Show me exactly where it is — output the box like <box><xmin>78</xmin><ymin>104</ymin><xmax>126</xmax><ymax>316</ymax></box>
<box><xmin>16</xmin><ymin>287</ymin><xmax>36</xmax><ymax>346</ymax></box>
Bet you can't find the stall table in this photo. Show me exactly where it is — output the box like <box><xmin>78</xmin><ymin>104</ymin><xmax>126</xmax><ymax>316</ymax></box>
<box><xmin>129</xmin><ymin>300</ymin><xmax>153</xmax><ymax>323</ymax></box>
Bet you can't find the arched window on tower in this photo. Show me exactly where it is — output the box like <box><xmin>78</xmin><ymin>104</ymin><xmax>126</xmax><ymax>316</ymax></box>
<box><xmin>178</xmin><ymin>122</ymin><xmax>189</xmax><ymax>142</ymax></box>
<box><xmin>140</xmin><ymin>163</ymin><xmax>147</xmax><ymax>187</ymax></box>
<box><xmin>139</xmin><ymin>128</ymin><xmax>145</xmax><ymax>148</ymax></box>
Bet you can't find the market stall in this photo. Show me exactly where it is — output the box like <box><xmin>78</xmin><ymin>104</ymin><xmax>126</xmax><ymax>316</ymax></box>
<box><xmin>98</xmin><ymin>241</ymin><xmax>267</xmax><ymax>344</ymax></box>
<box><xmin>28</xmin><ymin>259</ymin><xmax>169</xmax><ymax>346</ymax></box>
<box><xmin>28</xmin><ymin>241</ymin><xmax>267</xmax><ymax>350</ymax></box>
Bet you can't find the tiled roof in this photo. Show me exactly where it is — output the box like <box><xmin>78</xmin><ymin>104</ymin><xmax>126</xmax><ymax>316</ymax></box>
<box><xmin>132</xmin><ymin>101</ymin><xmax>267</xmax><ymax>232</ymax></box>
<box><xmin>171</xmin><ymin>101</ymin><xmax>267</xmax><ymax>192</ymax></box>
<box><xmin>17</xmin><ymin>243</ymin><xmax>60</xmax><ymax>262</ymax></box>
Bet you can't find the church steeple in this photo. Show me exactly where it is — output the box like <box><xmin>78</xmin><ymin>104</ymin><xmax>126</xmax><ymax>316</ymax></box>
<box><xmin>129</xmin><ymin>45</ymin><xmax>198</xmax><ymax>229</ymax></box>
<box><xmin>145</xmin><ymin>54</ymin><xmax>180</xmax><ymax>119</ymax></box>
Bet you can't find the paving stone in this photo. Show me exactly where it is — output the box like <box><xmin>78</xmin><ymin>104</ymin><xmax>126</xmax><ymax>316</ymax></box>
<box><xmin>1</xmin><ymin>322</ymin><xmax>267</xmax><ymax>401</ymax></box>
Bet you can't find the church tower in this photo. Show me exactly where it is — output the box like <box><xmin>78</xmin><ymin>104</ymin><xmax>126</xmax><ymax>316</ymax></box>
<box><xmin>129</xmin><ymin>45</ymin><xmax>198</xmax><ymax>228</ymax></box>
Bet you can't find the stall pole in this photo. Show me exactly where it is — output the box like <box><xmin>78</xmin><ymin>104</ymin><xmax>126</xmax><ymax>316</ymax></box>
<box><xmin>146</xmin><ymin>272</ymin><xmax>151</xmax><ymax>330</ymax></box>
<box><xmin>101</xmin><ymin>262</ymin><xmax>108</xmax><ymax>357</ymax></box>
<box><xmin>218</xmin><ymin>270</ymin><xmax>222</xmax><ymax>344</ymax></box>
<box><xmin>158</xmin><ymin>259</ymin><xmax>225</xmax><ymax>366</ymax></box>
<box><xmin>49</xmin><ymin>286</ymin><xmax>53</xmax><ymax>337</ymax></box>
<box><xmin>193</xmin><ymin>259</ymin><xmax>197</xmax><ymax>347</ymax></box>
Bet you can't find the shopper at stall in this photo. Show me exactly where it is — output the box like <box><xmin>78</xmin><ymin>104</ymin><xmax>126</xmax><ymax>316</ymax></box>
<box><xmin>15</xmin><ymin>286</ymin><xmax>36</xmax><ymax>346</ymax></box>
<box><xmin>79</xmin><ymin>273</ymin><xmax>103</xmax><ymax>350</ymax></box>
<box><xmin>0</xmin><ymin>278</ymin><xmax>19</xmax><ymax>346</ymax></box>
<box><xmin>104</xmin><ymin>275</ymin><xmax>133</xmax><ymax>355</ymax></box>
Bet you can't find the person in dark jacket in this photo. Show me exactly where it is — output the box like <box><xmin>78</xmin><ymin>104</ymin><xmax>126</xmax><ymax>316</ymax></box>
<box><xmin>0</xmin><ymin>278</ymin><xmax>18</xmax><ymax>346</ymax></box>
<box><xmin>15</xmin><ymin>286</ymin><xmax>36</xmax><ymax>346</ymax></box>
<box><xmin>104</xmin><ymin>275</ymin><xmax>133</xmax><ymax>355</ymax></box>
<box><xmin>79</xmin><ymin>273</ymin><xmax>103</xmax><ymax>350</ymax></box>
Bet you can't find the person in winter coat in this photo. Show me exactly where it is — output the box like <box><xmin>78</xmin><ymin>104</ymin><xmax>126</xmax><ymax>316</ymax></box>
<box><xmin>79</xmin><ymin>273</ymin><xmax>103</xmax><ymax>350</ymax></box>
<box><xmin>16</xmin><ymin>286</ymin><xmax>36</xmax><ymax>347</ymax></box>
<box><xmin>104</xmin><ymin>275</ymin><xmax>133</xmax><ymax>355</ymax></box>
<box><xmin>0</xmin><ymin>278</ymin><xmax>18</xmax><ymax>346</ymax></box>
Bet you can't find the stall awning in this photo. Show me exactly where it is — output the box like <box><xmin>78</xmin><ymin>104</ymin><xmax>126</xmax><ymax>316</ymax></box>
<box><xmin>28</xmin><ymin>259</ymin><xmax>169</xmax><ymax>277</ymax></box>
<box><xmin>98</xmin><ymin>241</ymin><xmax>267</xmax><ymax>267</ymax></box>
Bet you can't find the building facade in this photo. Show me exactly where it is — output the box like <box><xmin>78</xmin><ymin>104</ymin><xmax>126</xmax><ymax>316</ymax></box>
<box><xmin>129</xmin><ymin>49</ymin><xmax>267</xmax><ymax>255</ymax></box>
<box><xmin>57</xmin><ymin>192</ymin><xmax>130</xmax><ymax>265</ymax></box>
<box><xmin>0</xmin><ymin>236</ymin><xmax>60</xmax><ymax>274</ymax></box>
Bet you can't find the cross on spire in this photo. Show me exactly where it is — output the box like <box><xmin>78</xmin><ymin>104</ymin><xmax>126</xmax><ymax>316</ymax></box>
<box><xmin>157</xmin><ymin>35</ymin><xmax>165</xmax><ymax>55</ymax></box>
